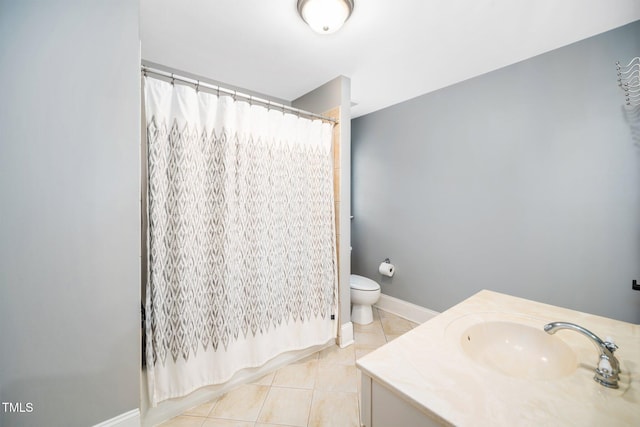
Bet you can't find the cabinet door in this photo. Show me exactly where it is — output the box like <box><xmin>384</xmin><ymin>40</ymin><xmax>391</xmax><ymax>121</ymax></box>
<box><xmin>371</xmin><ymin>381</ymin><xmax>441</xmax><ymax>427</ymax></box>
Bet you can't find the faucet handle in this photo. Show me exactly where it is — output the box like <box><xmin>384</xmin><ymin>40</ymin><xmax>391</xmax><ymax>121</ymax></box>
<box><xmin>603</xmin><ymin>340</ymin><xmax>618</xmax><ymax>353</ymax></box>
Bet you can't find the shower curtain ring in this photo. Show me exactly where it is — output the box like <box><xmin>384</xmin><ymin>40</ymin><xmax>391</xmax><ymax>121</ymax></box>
<box><xmin>195</xmin><ymin>81</ymin><xmax>200</xmax><ymax>92</ymax></box>
<box><xmin>170</xmin><ymin>73</ymin><xmax>175</xmax><ymax>86</ymax></box>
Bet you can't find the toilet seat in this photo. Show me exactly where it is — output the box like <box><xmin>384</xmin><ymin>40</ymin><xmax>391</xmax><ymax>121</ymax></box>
<box><xmin>350</xmin><ymin>274</ymin><xmax>380</xmax><ymax>291</ymax></box>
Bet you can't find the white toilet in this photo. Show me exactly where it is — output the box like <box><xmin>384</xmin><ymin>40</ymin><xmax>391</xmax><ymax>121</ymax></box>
<box><xmin>350</xmin><ymin>274</ymin><xmax>381</xmax><ymax>325</ymax></box>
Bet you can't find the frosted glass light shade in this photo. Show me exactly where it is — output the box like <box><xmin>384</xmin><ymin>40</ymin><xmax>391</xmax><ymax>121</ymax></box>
<box><xmin>297</xmin><ymin>0</ymin><xmax>354</xmax><ymax>34</ymax></box>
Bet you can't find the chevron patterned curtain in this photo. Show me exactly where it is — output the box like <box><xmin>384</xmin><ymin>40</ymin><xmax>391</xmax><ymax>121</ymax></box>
<box><xmin>143</xmin><ymin>76</ymin><xmax>338</xmax><ymax>405</ymax></box>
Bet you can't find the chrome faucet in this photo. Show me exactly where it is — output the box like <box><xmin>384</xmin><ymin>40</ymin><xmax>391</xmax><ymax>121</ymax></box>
<box><xmin>543</xmin><ymin>321</ymin><xmax>620</xmax><ymax>389</ymax></box>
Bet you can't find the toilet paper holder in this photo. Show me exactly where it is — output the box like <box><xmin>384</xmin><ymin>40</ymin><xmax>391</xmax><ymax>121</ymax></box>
<box><xmin>379</xmin><ymin>258</ymin><xmax>395</xmax><ymax>277</ymax></box>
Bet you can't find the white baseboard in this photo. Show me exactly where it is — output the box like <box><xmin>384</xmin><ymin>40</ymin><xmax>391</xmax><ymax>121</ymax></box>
<box><xmin>93</xmin><ymin>409</ymin><xmax>140</xmax><ymax>427</ymax></box>
<box><xmin>338</xmin><ymin>321</ymin><xmax>354</xmax><ymax>348</ymax></box>
<box><xmin>375</xmin><ymin>293</ymin><xmax>439</xmax><ymax>324</ymax></box>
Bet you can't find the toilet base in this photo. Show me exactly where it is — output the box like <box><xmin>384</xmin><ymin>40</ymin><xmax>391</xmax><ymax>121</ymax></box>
<box><xmin>351</xmin><ymin>304</ymin><xmax>374</xmax><ymax>325</ymax></box>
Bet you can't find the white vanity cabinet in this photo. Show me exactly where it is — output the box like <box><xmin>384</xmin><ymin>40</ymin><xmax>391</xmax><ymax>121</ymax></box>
<box><xmin>356</xmin><ymin>290</ymin><xmax>639</xmax><ymax>427</ymax></box>
<box><xmin>360</xmin><ymin>374</ymin><xmax>444</xmax><ymax>427</ymax></box>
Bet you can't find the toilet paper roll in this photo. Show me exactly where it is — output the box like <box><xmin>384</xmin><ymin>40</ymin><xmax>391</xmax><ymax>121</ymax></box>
<box><xmin>379</xmin><ymin>262</ymin><xmax>395</xmax><ymax>277</ymax></box>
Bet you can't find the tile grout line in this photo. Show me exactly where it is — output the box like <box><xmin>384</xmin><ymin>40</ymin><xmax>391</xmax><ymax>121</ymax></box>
<box><xmin>204</xmin><ymin>395</ymin><xmax>217</xmax><ymax>419</ymax></box>
<box><xmin>305</xmin><ymin>388</ymin><xmax>316</xmax><ymax>427</ymax></box>
<box><xmin>306</xmin><ymin>348</ymin><xmax>328</xmax><ymax>426</ymax></box>
<box><xmin>255</xmin><ymin>383</ymin><xmax>274</xmax><ymax>425</ymax></box>
<box><xmin>306</xmin><ymin>353</ymin><xmax>321</xmax><ymax>426</ymax></box>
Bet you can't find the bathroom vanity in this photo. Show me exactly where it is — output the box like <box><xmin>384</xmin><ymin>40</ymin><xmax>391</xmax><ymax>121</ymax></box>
<box><xmin>356</xmin><ymin>290</ymin><xmax>639</xmax><ymax>426</ymax></box>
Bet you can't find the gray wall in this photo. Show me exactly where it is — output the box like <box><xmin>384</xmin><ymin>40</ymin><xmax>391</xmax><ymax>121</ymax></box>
<box><xmin>352</xmin><ymin>21</ymin><xmax>640</xmax><ymax>324</ymax></box>
<box><xmin>0</xmin><ymin>1</ymin><xmax>140</xmax><ymax>426</ymax></box>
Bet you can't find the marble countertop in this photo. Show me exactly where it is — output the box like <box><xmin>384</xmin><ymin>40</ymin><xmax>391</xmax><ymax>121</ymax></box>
<box><xmin>356</xmin><ymin>290</ymin><xmax>639</xmax><ymax>426</ymax></box>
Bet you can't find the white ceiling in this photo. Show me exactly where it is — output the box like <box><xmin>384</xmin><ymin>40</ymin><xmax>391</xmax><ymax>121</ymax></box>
<box><xmin>141</xmin><ymin>0</ymin><xmax>640</xmax><ymax>118</ymax></box>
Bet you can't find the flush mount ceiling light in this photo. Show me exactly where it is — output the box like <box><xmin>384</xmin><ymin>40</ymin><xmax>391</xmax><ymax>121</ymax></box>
<box><xmin>297</xmin><ymin>0</ymin><xmax>354</xmax><ymax>34</ymax></box>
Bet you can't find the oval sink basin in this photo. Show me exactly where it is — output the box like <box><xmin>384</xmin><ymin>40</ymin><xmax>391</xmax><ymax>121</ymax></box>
<box><xmin>460</xmin><ymin>321</ymin><xmax>577</xmax><ymax>380</ymax></box>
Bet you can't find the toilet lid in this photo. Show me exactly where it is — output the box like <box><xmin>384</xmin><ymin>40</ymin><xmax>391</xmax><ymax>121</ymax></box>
<box><xmin>350</xmin><ymin>274</ymin><xmax>380</xmax><ymax>291</ymax></box>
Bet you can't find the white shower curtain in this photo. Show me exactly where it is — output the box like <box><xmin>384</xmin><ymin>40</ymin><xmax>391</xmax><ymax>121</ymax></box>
<box><xmin>144</xmin><ymin>76</ymin><xmax>338</xmax><ymax>405</ymax></box>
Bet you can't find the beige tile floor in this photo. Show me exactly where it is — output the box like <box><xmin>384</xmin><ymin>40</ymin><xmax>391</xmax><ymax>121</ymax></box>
<box><xmin>158</xmin><ymin>308</ymin><xmax>419</xmax><ymax>427</ymax></box>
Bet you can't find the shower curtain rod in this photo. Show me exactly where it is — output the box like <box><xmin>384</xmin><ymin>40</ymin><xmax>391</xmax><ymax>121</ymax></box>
<box><xmin>141</xmin><ymin>65</ymin><xmax>338</xmax><ymax>124</ymax></box>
